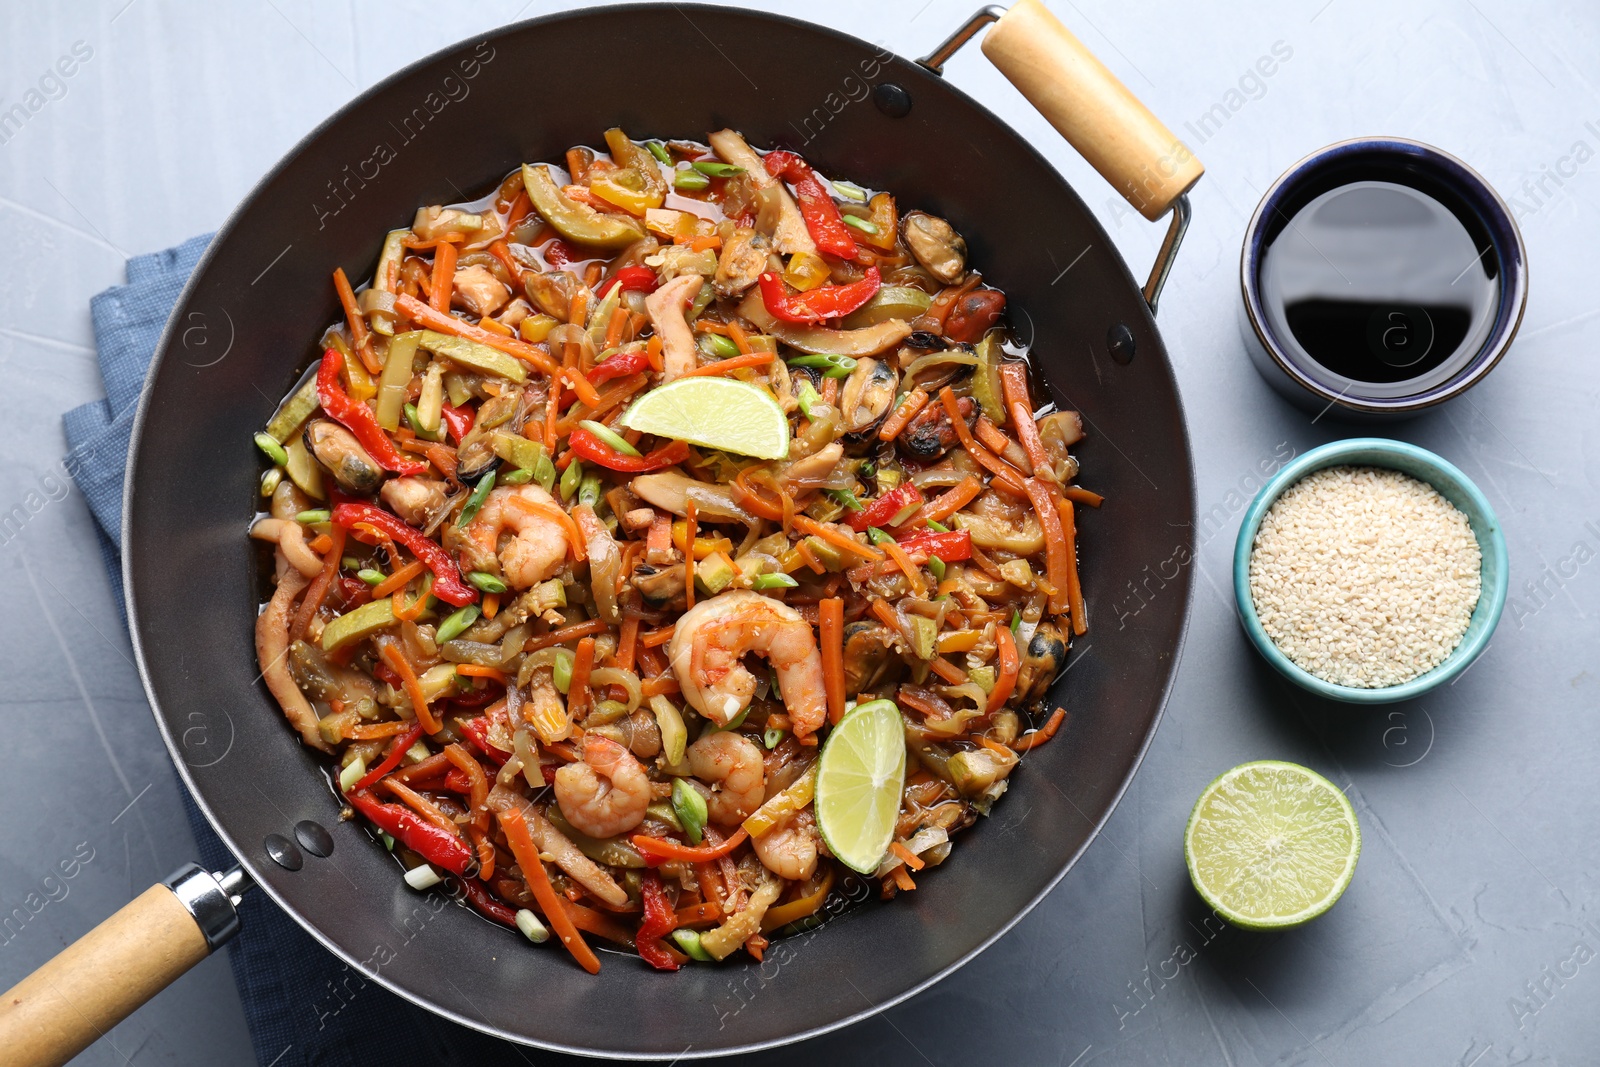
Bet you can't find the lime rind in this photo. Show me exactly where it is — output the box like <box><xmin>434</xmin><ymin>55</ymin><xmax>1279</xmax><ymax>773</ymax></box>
<box><xmin>618</xmin><ymin>377</ymin><xmax>790</xmax><ymax>460</ymax></box>
<box><xmin>814</xmin><ymin>701</ymin><xmax>906</xmax><ymax>874</ymax></box>
<box><xmin>1183</xmin><ymin>760</ymin><xmax>1361</xmax><ymax>931</ymax></box>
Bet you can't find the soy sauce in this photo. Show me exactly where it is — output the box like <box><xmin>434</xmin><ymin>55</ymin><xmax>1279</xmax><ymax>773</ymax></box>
<box><xmin>1259</xmin><ymin>178</ymin><xmax>1500</xmax><ymax>386</ymax></box>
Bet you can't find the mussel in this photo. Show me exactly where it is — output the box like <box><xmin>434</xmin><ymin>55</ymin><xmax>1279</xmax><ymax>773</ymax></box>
<box><xmin>303</xmin><ymin>419</ymin><xmax>382</xmax><ymax>494</ymax></box>
<box><xmin>901</xmin><ymin>212</ymin><xmax>967</xmax><ymax>284</ymax></box>
<box><xmin>838</xmin><ymin>358</ymin><xmax>899</xmax><ymax>442</ymax></box>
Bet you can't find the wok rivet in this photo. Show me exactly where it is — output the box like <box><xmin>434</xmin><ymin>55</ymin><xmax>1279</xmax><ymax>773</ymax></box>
<box><xmin>294</xmin><ymin>820</ymin><xmax>335</xmax><ymax>858</ymax></box>
<box><xmin>1108</xmin><ymin>323</ymin><xmax>1136</xmax><ymax>365</ymax></box>
<box><xmin>873</xmin><ymin>83</ymin><xmax>912</xmax><ymax>118</ymax></box>
<box><xmin>264</xmin><ymin>833</ymin><xmax>304</xmax><ymax>871</ymax></box>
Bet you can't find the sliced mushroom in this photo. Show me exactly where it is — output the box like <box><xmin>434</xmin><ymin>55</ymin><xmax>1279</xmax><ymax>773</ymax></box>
<box><xmin>380</xmin><ymin>476</ymin><xmax>448</xmax><ymax>528</ymax></box>
<box><xmin>630</xmin><ymin>471</ymin><xmax>750</xmax><ymax>521</ymax></box>
<box><xmin>952</xmin><ymin>490</ymin><xmax>1045</xmax><ymax>554</ymax></box>
<box><xmin>838</xmin><ymin>358</ymin><xmax>899</xmax><ymax>442</ymax></box>
<box><xmin>708</xmin><ymin>129</ymin><xmax>817</xmax><ymax>257</ymax></box>
<box><xmin>902</xmin><ymin>212</ymin><xmax>967</xmax><ymax>284</ymax></box>
<box><xmin>841</xmin><ymin>620</ymin><xmax>896</xmax><ymax>696</ymax></box>
<box><xmin>1016</xmin><ymin>621</ymin><xmax>1067</xmax><ymax>704</ymax></box>
<box><xmin>779</xmin><ymin>441</ymin><xmax>843</xmax><ymax>487</ymax></box>
<box><xmin>713</xmin><ymin>228</ymin><xmax>773</xmax><ymax>298</ymax></box>
<box><xmin>450</xmin><ymin>264</ymin><xmax>511</xmax><ymax>317</ymax></box>
<box><xmin>455</xmin><ymin>391</ymin><xmax>520</xmax><ymax>481</ymax></box>
<box><xmin>303</xmin><ymin>419</ymin><xmax>383</xmax><ymax>495</ymax></box>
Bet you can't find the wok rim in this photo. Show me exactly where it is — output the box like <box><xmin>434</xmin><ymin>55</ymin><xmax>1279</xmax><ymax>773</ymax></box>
<box><xmin>122</xmin><ymin>3</ymin><xmax>1197</xmax><ymax>1057</ymax></box>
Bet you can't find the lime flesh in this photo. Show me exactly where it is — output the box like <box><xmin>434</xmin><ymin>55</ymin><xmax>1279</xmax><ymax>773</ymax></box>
<box><xmin>814</xmin><ymin>702</ymin><xmax>906</xmax><ymax>874</ymax></box>
<box><xmin>1184</xmin><ymin>760</ymin><xmax>1360</xmax><ymax>930</ymax></box>
<box><xmin>618</xmin><ymin>377</ymin><xmax>789</xmax><ymax>460</ymax></box>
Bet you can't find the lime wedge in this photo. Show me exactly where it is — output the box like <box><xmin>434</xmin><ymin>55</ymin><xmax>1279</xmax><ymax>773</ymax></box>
<box><xmin>814</xmin><ymin>700</ymin><xmax>906</xmax><ymax>874</ymax></box>
<box><xmin>1184</xmin><ymin>760</ymin><xmax>1361</xmax><ymax>930</ymax></box>
<box><xmin>618</xmin><ymin>377</ymin><xmax>789</xmax><ymax>460</ymax></box>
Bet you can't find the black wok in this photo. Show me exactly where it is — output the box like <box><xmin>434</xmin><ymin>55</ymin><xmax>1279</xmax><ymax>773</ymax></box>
<box><xmin>0</xmin><ymin>2</ymin><xmax>1198</xmax><ymax>1060</ymax></box>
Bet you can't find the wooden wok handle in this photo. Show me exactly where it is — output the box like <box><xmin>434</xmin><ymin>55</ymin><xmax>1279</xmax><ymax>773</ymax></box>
<box><xmin>0</xmin><ymin>865</ymin><xmax>245</xmax><ymax>1067</ymax></box>
<box><xmin>981</xmin><ymin>0</ymin><xmax>1203</xmax><ymax>220</ymax></box>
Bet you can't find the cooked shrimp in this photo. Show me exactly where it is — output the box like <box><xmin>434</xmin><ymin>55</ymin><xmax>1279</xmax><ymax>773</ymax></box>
<box><xmin>686</xmin><ymin>731</ymin><xmax>765</xmax><ymax>826</ymax></box>
<box><xmin>462</xmin><ymin>484</ymin><xmax>570</xmax><ymax>589</ymax></box>
<box><xmin>554</xmin><ymin>734</ymin><xmax>650</xmax><ymax>838</ymax></box>
<box><xmin>752</xmin><ymin>809</ymin><xmax>819</xmax><ymax>881</ymax></box>
<box><xmin>669</xmin><ymin>590</ymin><xmax>828</xmax><ymax>739</ymax></box>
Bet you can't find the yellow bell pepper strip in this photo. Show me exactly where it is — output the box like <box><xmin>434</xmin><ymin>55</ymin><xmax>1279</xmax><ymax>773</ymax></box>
<box><xmin>316</xmin><ymin>350</ymin><xmax>428</xmax><ymax>476</ymax></box>
<box><xmin>522</xmin><ymin>164</ymin><xmax>646</xmax><ymax>250</ymax></box>
<box><xmin>743</xmin><ymin>763</ymin><xmax>818</xmax><ymax>837</ymax></box>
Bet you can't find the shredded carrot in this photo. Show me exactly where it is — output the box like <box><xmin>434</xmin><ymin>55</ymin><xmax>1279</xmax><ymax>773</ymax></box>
<box><xmin>792</xmin><ymin>515</ymin><xmax>883</xmax><ymax>561</ymax></box>
<box><xmin>379</xmin><ymin>641</ymin><xmax>440</xmax><ymax>734</ymax></box>
<box><xmin>645</xmin><ymin>333</ymin><xmax>664</xmax><ymax>373</ymax></box>
<box><xmin>476</xmin><ymin>315</ymin><xmax>513</xmax><ymax>337</ymax></box>
<box><xmin>878</xmin><ymin>537</ymin><xmax>927</xmax><ymax>596</ymax></box>
<box><xmin>506</xmin><ymin>495</ymin><xmax>586</xmax><ymax>561</ymax></box>
<box><xmin>733</xmin><ymin>466</ymin><xmax>785</xmax><ymax>521</ymax></box>
<box><xmin>928</xmin><ymin>656</ymin><xmax>967</xmax><ymax>685</ymax></box>
<box><xmin>724</xmin><ymin>320</ymin><xmax>752</xmax><ymax>354</ymax></box>
<box><xmin>391</xmin><ymin>575</ymin><xmax>431</xmax><ymax>621</ymax></box>
<box><xmin>604</xmin><ymin>302</ymin><xmax>629</xmax><ymax>348</ymax></box>
<box><xmin>455</xmin><ymin>664</ymin><xmax>507</xmax><ymax>683</ymax></box>
<box><xmin>1063</xmin><ymin>485</ymin><xmax>1104</xmax><ymax>508</ymax></box>
<box><xmin>1012</xmin><ymin>707</ymin><xmax>1068</xmax><ymax>752</ymax></box>
<box><xmin>640</xmin><ymin>675</ymin><xmax>680</xmax><ymax>698</ymax></box>
<box><xmin>1026</xmin><ymin>478</ymin><xmax>1073</xmax><ymax>618</ymax></box>
<box><xmin>394</xmin><ymin>293</ymin><xmax>560</xmax><ymax>377</ymax></box>
<box><xmin>370</xmin><ymin>559</ymin><xmax>425</xmax><ymax>599</ymax></box>
<box><xmin>332</xmin><ymin>267</ymin><xmax>381</xmax><ymax>374</ymax></box>
<box><xmin>568</xmin><ymin>637</ymin><xmax>596</xmax><ymax>721</ymax></box>
<box><xmin>306</xmin><ymin>533</ymin><xmax>334</xmax><ymax>555</ymax></box>
<box><xmin>481</xmin><ymin>592</ymin><xmax>500</xmax><ymax>620</ymax></box>
<box><xmin>974</xmin><ymin>415</ymin><xmax>1017</xmax><ymax>460</ymax></box>
<box><xmin>1057</xmin><ymin>497</ymin><xmax>1087</xmax><ymax>636</ymax></box>
<box><xmin>820</xmin><ymin>598</ymin><xmax>846</xmax><ymax>726</ymax></box>
<box><xmin>291</xmin><ymin>524</ymin><xmax>346</xmax><ymax>641</ymax></box>
<box><xmin>998</xmin><ymin>362</ymin><xmax>1054</xmax><ymax>478</ymax></box>
<box><xmin>498</xmin><ymin>809</ymin><xmax>600</xmax><ymax>973</ymax></box>
<box><xmin>890</xmin><ymin>865</ymin><xmax>917</xmax><ymax>892</ymax></box>
<box><xmin>556</xmin><ymin>374</ymin><xmax>649</xmax><ymax>433</ymax></box>
<box><xmin>890</xmin><ymin>841</ymin><xmax>926</xmax><ymax>871</ymax></box>
<box><xmin>694</xmin><ymin>320</ymin><xmax>729</xmax><ymax>335</ymax></box>
<box><xmin>688</xmin><ymin>233</ymin><xmax>722</xmax><ymax>253</ymax></box>
<box><xmin>938</xmin><ymin>387</ymin><xmax>1027</xmax><ymax>495</ymax></box>
<box><xmin>429</xmin><ymin>238</ymin><xmax>457</xmax><ymax>315</ymax></box>
<box><xmin>345</xmin><ymin>720</ymin><xmax>413</xmax><ymax>740</ymax></box>
<box><xmin>616</xmin><ymin>616</ymin><xmax>639</xmax><ymax>673</ymax></box>
<box><xmin>641</xmin><ymin>623</ymin><xmax>676</xmax><ymax>648</ymax></box>
<box><xmin>631</xmin><ymin>828</ymin><xmax>749</xmax><ymax>863</ymax></box>
<box><xmin>986</xmin><ymin>623</ymin><xmax>1020</xmax><ymax>714</ymax></box>
<box><xmin>794</xmin><ymin>539</ymin><xmax>825</xmax><ymax>575</ymax></box>
<box><xmin>681</xmin><ymin>351</ymin><xmax>775</xmax><ymax>378</ymax></box>
<box><xmin>921</xmin><ymin>475</ymin><xmax>984</xmax><ymax>524</ymax></box>
<box><xmin>683</xmin><ymin>499</ymin><xmax>698</xmax><ymax>609</ymax></box>
<box><xmin>488</xmin><ymin>238</ymin><xmax>525</xmax><ymax>287</ymax></box>
<box><xmin>878</xmin><ymin>387</ymin><xmax>929</xmax><ymax>441</ymax></box>
<box><xmin>674</xmin><ymin>902</ymin><xmax>722</xmax><ymax>926</ymax></box>
<box><xmin>381</xmin><ymin>778</ymin><xmax>460</xmax><ymax>836</ymax></box>
<box><xmin>523</xmin><ymin>617</ymin><xmax>610</xmax><ymax>653</ymax></box>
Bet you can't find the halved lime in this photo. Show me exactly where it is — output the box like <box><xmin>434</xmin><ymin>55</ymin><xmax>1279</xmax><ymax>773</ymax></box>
<box><xmin>1185</xmin><ymin>760</ymin><xmax>1360</xmax><ymax>930</ymax></box>
<box><xmin>618</xmin><ymin>377</ymin><xmax>789</xmax><ymax>460</ymax></box>
<box><xmin>814</xmin><ymin>700</ymin><xmax>906</xmax><ymax>874</ymax></box>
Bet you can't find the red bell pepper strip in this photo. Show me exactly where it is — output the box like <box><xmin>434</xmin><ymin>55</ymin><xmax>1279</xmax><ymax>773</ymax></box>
<box><xmin>347</xmin><ymin>789</ymin><xmax>474</xmax><ymax>876</ymax></box>
<box><xmin>543</xmin><ymin>238</ymin><xmax>581</xmax><ymax>268</ymax></box>
<box><xmin>331</xmin><ymin>502</ymin><xmax>478</xmax><ymax>606</ymax></box>
<box><xmin>896</xmin><ymin>528</ymin><xmax>973</xmax><ymax>562</ymax></box>
<box><xmin>587</xmin><ymin>349</ymin><xmax>651</xmax><ymax>386</ymax></box>
<box><xmin>848</xmin><ymin>481</ymin><xmax>924</xmax><ymax>532</ymax></box>
<box><xmin>636</xmin><ymin>872</ymin><xmax>680</xmax><ymax>971</ymax></box>
<box><xmin>758</xmin><ymin>266</ymin><xmax>880</xmax><ymax>324</ymax></box>
<box><xmin>316</xmin><ymin>349</ymin><xmax>428</xmax><ymax>476</ymax></box>
<box><xmin>460</xmin><ymin>878</ymin><xmax>519</xmax><ymax>926</ymax></box>
<box><xmin>439</xmin><ymin>401</ymin><xmax>474</xmax><ymax>443</ymax></box>
<box><xmin>352</xmin><ymin>722</ymin><xmax>425</xmax><ymax>791</ymax></box>
<box><xmin>763</xmin><ymin>150</ymin><xmax>859</xmax><ymax>259</ymax></box>
<box><xmin>460</xmin><ymin>715</ymin><xmax>511</xmax><ymax>765</ymax></box>
<box><xmin>595</xmin><ymin>264</ymin><xmax>660</xmax><ymax>298</ymax></box>
<box><xmin>567</xmin><ymin>428</ymin><xmax>689</xmax><ymax>473</ymax></box>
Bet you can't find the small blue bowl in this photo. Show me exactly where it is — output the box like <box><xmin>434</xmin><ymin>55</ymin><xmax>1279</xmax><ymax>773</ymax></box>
<box><xmin>1232</xmin><ymin>439</ymin><xmax>1508</xmax><ymax>703</ymax></box>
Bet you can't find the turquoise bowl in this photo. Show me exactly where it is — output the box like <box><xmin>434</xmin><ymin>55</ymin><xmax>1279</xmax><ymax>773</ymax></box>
<box><xmin>1232</xmin><ymin>439</ymin><xmax>1508</xmax><ymax>703</ymax></box>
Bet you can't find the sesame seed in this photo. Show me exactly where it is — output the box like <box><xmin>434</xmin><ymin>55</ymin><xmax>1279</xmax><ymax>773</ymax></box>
<box><xmin>1247</xmin><ymin>466</ymin><xmax>1481</xmax><ymax>688</ymax></box>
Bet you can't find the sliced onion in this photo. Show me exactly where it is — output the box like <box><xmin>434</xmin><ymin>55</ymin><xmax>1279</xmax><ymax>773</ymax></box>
<box><xmin>910</xmin><ymin>466</ymin><xmax>970</xmax><ymax>490</ymax></box>
<box><xmin>906</xmin><ymin>351</ymin><xmax>979</xmax><ymax>379</ymax></box>
<box><xmin>588</xmin><ymin>667</ymin><xmax>643</xmax><ymax>712</ymax></box>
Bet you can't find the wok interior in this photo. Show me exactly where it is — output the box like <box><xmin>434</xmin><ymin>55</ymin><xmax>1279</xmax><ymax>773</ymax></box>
<box><xmin>126</xmin><ymin>6</ymin><xmax>1193</xmax><ymax>1055</ymax></box>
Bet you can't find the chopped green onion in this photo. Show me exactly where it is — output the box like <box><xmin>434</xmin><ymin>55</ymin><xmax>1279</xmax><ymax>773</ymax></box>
<box><xmin>832</xmin><ymin>180</ymin><xmax>868</xmax><ymax>202</ymax></box>
<box><xmin>763</xmin><ymin>726</ymin><xmax>786</xmax><ymax>749</ymax></box>
<box><xmin>357</xmin><ymin>568</ymin><xmax>385</xmax><ymax>586</ymax></box>
<box><xmin>467</xmin><ymin>571</ymin><xmax>508</xmax><ymax>594</ymax></box>
<box><xmin>337</xmin><ymin>756</ymin><xmax>366</xmax><ymax>794</ymax></box>
<box><xmin>578</xmin><ymin>419</ymin><xmax>641</xmax><ymax>457</ymax></box>
<box><xmin>500</xmin><ymin>466</ymin><xmax>533</xmax><ymax>485</ymax></box>
<box><xmin>295</xmin><ymin>509</ymin><xmax>331</xmax><ymax>525</ymax></box>
<box><xmin>381</xmin><ymin>832</ymin><xmax>395</xmax><ymax>851</ymax></box>
<box><xmin>647</xmin><ymin>141</ymin><xmax>673</xmax><ymax>165</ymax></box>
<box><xmin>341</xmin><ymin>556</ymin><xmax>361</xmax><ymax>571</ymax></box>
<box><xmin>457</xmin><ymin>470</ymin><xmax>496</xmax><ymax>528</ymax></box>
<box><xmin>560</xmin><ymin>458</ymin><xmax>583</xmax><ymax>501</ymax></box>
<box><xmin>403</xmin><ymin>402</ymin><xmax>443</xmax><ymax>442</ymax></box>
<box><xmin>692</xmin><ymin>160</ymin><xmax>745</xmax><ymax>177</ymax></box>
<box><xmin>752</xmin><ymin>572</ymin><xmax>799</xmax><ymax>591</ymax></box>
<box><xmin>865</xmin><ymin>526</ymin><xmax>893</xmax><ymax>546</ymax></box>
<box><xmin>795</xmin><ymin>380</ymin><xmax>822</xmax><ymax>418</ymax></box>
<box><xmin>672</xmin><ymin>777</ymin><xmax>708</xmax><ymax>845</ymax></box>
<box><xmin>551</xmin><ymin>648</ymin><xmax>575</xmax><ymax>693</ymax></box>
<box><xmin>254</xmin><ymin>432</ymin><xmax>288</xmax><ymax>467</ymax></box>
<box><xmin>925</xmin><ymin>519</ymin><xmax>949</xmax><ymax>533</ymax></box>
<box><xmin>927</xmin><ymin>556</ymin><xmax>947</xmax><ymax>582</ymax></box>
<box><xmin>842</xmin><ymin>215</ymin><xmax>881</xmax><ymax>235</ymax></box>
<box><xmin>260</xmin><ymin>468</ymin><xmax>283</xmax><ymax>497</ymax></box>
<box><xmin>515</xmin><ymin>909</ymin><xmax>551</xmax><ymax>943</ymax></box>
<box><xmin>702</xmin><ymin>332</ymin><xmax>740</xmax><ymax>359</ymax></box>
<box><xmin>534</xmin><ymin>450</ymin><xmax>557</xmax><ymax>493</ymax></box>
<box><xmin>858</xmin><ymin>459</ymin><xmax>876</xmax><ymax>481</ymax></box>
<box><xmin>578</xmin><ymin>473</ymin><xmax>604</xmax><ymax>507</ymax></box>
<box><xmin>1010</xmin><ymin>610</ymin><xmax>1022</xmax><ymax>637</ymax></box>
<box><xmin>826</xmin><ymin>487</ymin><xmax>864</xmax><ymax>512</ymax></box>
<box><xmin>673</xmin><ymin>168</ymin><xmax>710</xmax><ymax>191</ymax></box>
<box><xmin>405</xmin><ymin>741</ymin><xmax>431</xmax><ymax>763</ymax></box>
<box><xmin>403</xmin><ymin>864</ymin><xmax>442</xmax><ymax>890</ymax></box>
<box><xmin>788</xmin><ymin>353</ymin><xmax>857</xmax><ymax>378</ymax></box>
<box><xmin>671</xmin><ymin>927</ymin><xmax>712</xmax><ymax>961</ymax></box>
<box><xmin>435</xmin><ymin>604</ymin><xmax>480</xmax><ymax>644</ymax></box>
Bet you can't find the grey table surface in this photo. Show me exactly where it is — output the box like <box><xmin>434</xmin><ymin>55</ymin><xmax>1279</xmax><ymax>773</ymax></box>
<box><xmin>3</xmin><ymin>0</ymin><xmax>1597</xmax><ymax>1064</ymax></box>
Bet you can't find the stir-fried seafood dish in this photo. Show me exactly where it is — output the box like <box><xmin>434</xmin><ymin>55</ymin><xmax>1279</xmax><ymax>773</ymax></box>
<box><xmin>251</xmin><ymin>127</ymin><xmax>1096</xmax><ymax>972</ymax></box>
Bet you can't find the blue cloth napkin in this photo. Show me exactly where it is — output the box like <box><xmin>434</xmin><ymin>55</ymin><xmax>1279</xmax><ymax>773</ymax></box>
<box><xmin>64</xmin><ymin>239</ymin><xmax>547</xmax><ymax>1067</ymax></box>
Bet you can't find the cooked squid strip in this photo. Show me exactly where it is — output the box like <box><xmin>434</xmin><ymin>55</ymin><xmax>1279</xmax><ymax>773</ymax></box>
<box><xmin>255</xmin><ymin>569</ymin><xmax>331</xmax><ymax>752</ymax></box>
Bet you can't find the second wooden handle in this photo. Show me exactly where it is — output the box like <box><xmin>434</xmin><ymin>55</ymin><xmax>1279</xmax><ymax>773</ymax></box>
<box><xmin>982</xmin><ymin>0</ymin><xmax>1203</xmax><ymax>220</ymax></box>
<box><xmin>0</xmin><ymin>884</ymin><xmax>211</xmax><ymax>1067</ymax></box>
